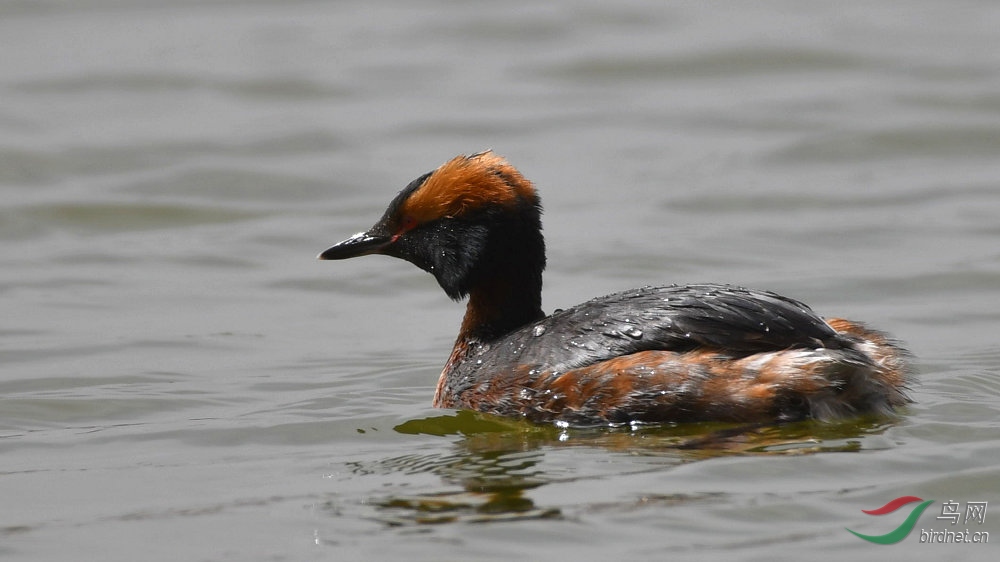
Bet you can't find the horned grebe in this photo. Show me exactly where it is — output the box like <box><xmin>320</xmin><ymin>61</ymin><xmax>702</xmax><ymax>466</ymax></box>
<box><xmin>319</xmin><ymin>151</ymin><xmax>910</xmax><ymax>425</ymax></box>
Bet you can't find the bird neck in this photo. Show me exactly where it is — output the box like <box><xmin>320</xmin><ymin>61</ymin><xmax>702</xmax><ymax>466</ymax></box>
<box><xmin>447</xmin><ymin>202</ymin><xmax>547</xmax><ymax>344</ymax></box>
<box><xmin>458</xmin><ymin>272</ymin><xmax>544</xmax><ymax>343</ymax></box>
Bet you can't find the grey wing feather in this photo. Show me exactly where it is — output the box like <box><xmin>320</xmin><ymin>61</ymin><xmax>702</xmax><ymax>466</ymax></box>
<box><xmin>478</xmin><ymin>284</ymin><xmax>844</xmax><ymax>373</ymax></box>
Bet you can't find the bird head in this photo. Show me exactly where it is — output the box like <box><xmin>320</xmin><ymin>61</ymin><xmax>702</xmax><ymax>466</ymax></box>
<box><xmin>319</xmin><ymin>151</ymin><xmax>545</xmax><ymax>301</ymax></box>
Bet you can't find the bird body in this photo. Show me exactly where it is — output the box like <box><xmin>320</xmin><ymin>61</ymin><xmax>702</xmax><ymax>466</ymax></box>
<box><xmin>320</xmin><ymin>152</ymin><xmax>910</xmax><ymax>425</ymax></box>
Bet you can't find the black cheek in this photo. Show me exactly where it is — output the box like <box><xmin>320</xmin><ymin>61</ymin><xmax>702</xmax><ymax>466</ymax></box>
<box><xmin>387</xmin><ymin>220</ymin><xmax>489</xmax><ymax>301</ymax></box>
<box><xmin>429</xmin><ymin>221</ymin><xmax>489</xmax><ymax>300</ymax></box>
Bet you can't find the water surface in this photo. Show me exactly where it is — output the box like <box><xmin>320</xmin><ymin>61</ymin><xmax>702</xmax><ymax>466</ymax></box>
<box><xmin>2</xmin><ymin>1</ymin><xmax>999</xmax><ymax>560</ymax></box>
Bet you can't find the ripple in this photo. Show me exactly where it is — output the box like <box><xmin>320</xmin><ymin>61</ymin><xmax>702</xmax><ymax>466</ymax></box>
<box><xmin>536</xmin><ymin>47</ymin><xmax>874</xmax><ymax>82</ymax></box>
<box><xmin>0</xmin><ymin>131</ymin><xmax>343</xmax><ymax>187</ymax></box>
<box><xmin>1</xmin><ymin>397</ymin><xmax>208</xmax><ymax>430</ymax></box>
<box><xmin>121</xmin><ymin>167</ymin><xmax>333</xmax><ymax>203</ymax></box>
<box><xmin>768</xmin><ymin>125</ymin><xmax>1000</xmax><ymax>163</ymax></box>
<box><xmin>5</xmin><ymin>202</ymin><xmax>259</xmax><ymax>233</ymax></box>
<box><xmin>14</xmin><ymin>72</ymin><xmax>351</xmax><ymax>101</ymax></box>
<box><xmin>667</xmin><ymin>183</ymin><xmax>1000</xmax><ymax>214</ymax></box>
<box><xmin>373</xmin><ymin>490</ymin><xmax>561</xmax><ymax>526</ymax></box>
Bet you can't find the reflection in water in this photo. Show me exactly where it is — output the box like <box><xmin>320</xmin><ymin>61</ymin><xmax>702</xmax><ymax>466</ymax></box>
<box><xmin>376</xmin><ymin>483</ymin><xmax>558</xmax><ymax>525</ymax></box>
<box><xmin>344</xmin><ymin>411</ymin><xmax>900</xmax><ymax>526</ymax></box>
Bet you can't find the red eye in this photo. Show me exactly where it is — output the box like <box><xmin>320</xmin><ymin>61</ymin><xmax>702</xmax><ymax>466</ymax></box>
<box><xmin>391</xmin><ymin>215</ymin><xmax>419</xmax><ymax>243</ymax></box>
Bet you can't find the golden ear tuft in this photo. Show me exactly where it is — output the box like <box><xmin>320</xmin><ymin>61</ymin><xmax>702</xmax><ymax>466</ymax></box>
<box><xmin>402</xmin><ymin>151</ymin><xmax>537</xmax><ymax>223</ymax></box>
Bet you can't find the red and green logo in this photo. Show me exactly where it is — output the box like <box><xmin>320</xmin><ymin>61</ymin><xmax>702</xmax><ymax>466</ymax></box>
<box><xmin>847</xmin><ymin>496</ymin><xmax>935</xmax><ymax>544</ymax></box>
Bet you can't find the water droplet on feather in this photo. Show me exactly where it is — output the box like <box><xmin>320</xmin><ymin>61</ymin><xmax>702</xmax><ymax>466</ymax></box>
<box><xmin>622</xmin><ymin>327</ymin><xmax>643</xmax><ymax>339</ymax></box>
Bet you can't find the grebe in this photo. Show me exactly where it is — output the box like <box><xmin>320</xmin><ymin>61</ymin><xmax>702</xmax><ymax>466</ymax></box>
<box><xmin>319</xmin><ymin>151</ymin><xmax>910</xmax><ymax>425</ymax></box>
